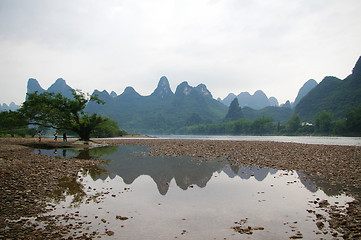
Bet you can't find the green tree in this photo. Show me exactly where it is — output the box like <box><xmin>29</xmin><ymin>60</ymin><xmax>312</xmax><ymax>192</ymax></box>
<box><xmin>286</xmin><ymin>114</ymin><xmax>301</xmax><ymax>133</ymax></box>
<box><xmin>186</xmin><ymin>113</ymin><xmax>203</xmax><ymax>126</ymax></box>
<box><xmin>314</xmin><ymin>110</ymin><xmax>333</xmax><ymax>134</ymax></box>
<box><xmin>91</xmin><ymin>119</ymin><xmax>127</xmax><ymax>138</ymax></box>
<box><xmin>252</xmin><ymin>116</ymin><xmax>275</xmax><ymax>135</ymax></box>
<box><xmin>0</xmin><ymin>110</ymin><xmax>28</xmax><ymax>137</ymax></box>
<box><xmin>345</xmin><ymin>106</ymin><xmax>361</xmax><ymax>136</ymax></box>
<box><xmin>20</xmin><ymin>90</ymin><xmax>108</xmax><ymax>141</ymax></box>
<box><xmin>333</xmin><ymin>119</ymin><xmax>346</xmax><ymax>135</ymax></box>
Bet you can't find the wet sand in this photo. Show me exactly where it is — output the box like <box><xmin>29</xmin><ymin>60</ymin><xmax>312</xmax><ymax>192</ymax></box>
<box><xmin>1</xmin><ymin>137</ymin><xmax>360</xmax><ymax>239</ymax></box>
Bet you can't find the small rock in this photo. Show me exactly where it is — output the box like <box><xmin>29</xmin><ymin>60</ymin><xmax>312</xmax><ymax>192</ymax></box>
<box><xmin>116</xmin><ymin>216</ymin><xmax>128</xmax><ymax>221</ymax></box>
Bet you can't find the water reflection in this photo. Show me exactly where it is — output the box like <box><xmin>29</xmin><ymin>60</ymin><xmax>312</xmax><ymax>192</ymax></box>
<box><xmin>36</xmin><ymin>145</ymin><xmax>348</xmax><ymax>197</ymax></box>
<box><xmin>77</xmin><ymin>146</ymin><xmax>284</xmax><ymax>195</ymax></box>
<box><xmin>223</xmin><ymin>165</ymin><xmax>278</xmax><ymax>181</ymax></box>
<box><xmin>36</xmin><ymin>145</ymin><xmax>354</xmax><ymax>240</ymax></box>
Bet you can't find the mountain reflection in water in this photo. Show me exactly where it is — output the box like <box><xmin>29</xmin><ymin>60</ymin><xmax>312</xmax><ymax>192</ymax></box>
<box><xmin>82</xmin><ymin>146</ymin><xmax>284</xmax><ymax>195</ymax></box>
<box><xmin>33</xmin><ymin>145</ymin><xmax>357</xmax><ymax>240</ymax></box>
<box><xmin>36</xmin><ymin>145</ymin><xmax>345</xmax><ymax>197</ymax></box>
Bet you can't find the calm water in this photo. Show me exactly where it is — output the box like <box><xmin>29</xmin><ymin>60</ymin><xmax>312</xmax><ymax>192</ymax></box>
<box><xmin>153</xmin><ymin>135</ymin><xmax>361</xmax><ymax>146</ymax></box>
<box><xmin>37</xmin><ymin>145</ymin><xmax>354</xmax><ymax>239</ymax></box>
<box><xmin>106</xmin><ymin>135</ymin><xmax>361</xmax><ymax>146</ymax></box>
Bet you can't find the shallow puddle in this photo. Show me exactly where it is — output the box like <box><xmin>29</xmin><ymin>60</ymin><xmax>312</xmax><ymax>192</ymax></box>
<box><xmin>36</xmin><ymin>146</ymin><xmax>354</xmax><ymax>239</ymax></box>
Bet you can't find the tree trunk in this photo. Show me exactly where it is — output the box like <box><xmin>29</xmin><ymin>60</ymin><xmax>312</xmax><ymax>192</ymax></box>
<box><xmin>77</xmin><ymin>126</ymin><xmax>91</xmax><ymax>141</ymax></box>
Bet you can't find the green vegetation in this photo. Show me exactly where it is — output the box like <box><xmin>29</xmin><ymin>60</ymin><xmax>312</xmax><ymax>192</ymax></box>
<box><xmin>295</xmin><ymin>60</ymin><xmax>361</xmax><ymax>121</ymax></box>
<box><xmin>91</xmin><ymin>119</ymin><xmax>128</xmax><ymax>138</ymax></box>
<box><xmin>286</xmin><ymin>114</ymin><xmax>301</xmax><ymax>133</ymax></box>
<box><xmin>345</xmin><ymin>106</ymin><xmax>361</xmax><ymax>136</ymax></box>
<box><xmin>314</xmin><ymin>110</ymin><xmax>333</xmax><ymax>134</ymax></box>
<box><xmin>18</xmin><ymin>90</ymin><xmax>125</xmax><ymax>140</ymax></box>
<box><xmin>178</xmin><ymin>116</ymin><xmax>275</xmax><ymax>135</ymax></box>
<box><xmin>0</xmin><ymin>110</ymin><xmax>36</xmax><ymax>137</ymax></box>
<box><xmin>242</xmin><ymin>106</ymin><xmax>293</xmax><ymax>123</ymax></box>
<box><xmin>178</xmin><ymin>106</ymin><xmax>361</xmax><ymax>136</ymax></box>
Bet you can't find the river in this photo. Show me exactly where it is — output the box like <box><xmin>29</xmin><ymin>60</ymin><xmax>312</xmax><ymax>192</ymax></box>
<box><xmin>119</xmin><ymin>135</ymin><xmax>361</xmax><ymax>146</ymax></box>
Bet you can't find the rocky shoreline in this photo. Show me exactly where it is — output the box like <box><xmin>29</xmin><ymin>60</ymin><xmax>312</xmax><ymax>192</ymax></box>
<box><xmin>1</xmin><ymin>137</ymin><xmax>360</xmax><ymax>239</ymax></box>
<box><xmin>0</xmin><ymin>138</ymin><xmax>102</xmax><ymax>239</ymax></box>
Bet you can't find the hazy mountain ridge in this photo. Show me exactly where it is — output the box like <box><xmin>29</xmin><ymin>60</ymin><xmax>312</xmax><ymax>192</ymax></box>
<box><xmin>27</xmin><ymin>77</ymin><xmax>73</xmax><ymax>99</ymax></box>
<box><xmin>0</xmin><ymin>102</ymin><xmax>20</xmax><ymax>112</ymax></box>
<box><xmin>84</xmin><ymin>76</ymin><xmax>227</xmax><ymax>133</ymax></box>
<box><xmin>219</xmin><ymin>90</ymin><xmax>279</xmax><ymax>109</ymax></box>
<box><xmin>19</xmin><ymin>56</ymin><xmax>361</xmax><ymax>131</ymax></box>
<box><xmin>19</xmin><ymin>75</ymin><xmax>329</xmax><ymax>130</ymax></box>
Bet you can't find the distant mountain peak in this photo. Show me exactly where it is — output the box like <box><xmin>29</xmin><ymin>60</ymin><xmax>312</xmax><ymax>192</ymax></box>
<box><xmin>55</xmin><ymin>77</ymin><xmax>66</xmax><ymax>84</ymax></box>
<box><xmin>27</xmin><ymin>78</ymin><xmax>45</xmax><ymax>94</ymax></box>
<box><xmin>151</xmin><ymin>76</ymin><xmax>174</xmax><ymax>99</ymax></box>
<box><xmin>122</xmin><ymin>86</ymin><xmax>141</xmax><ymax>97</ymax></box>
<box><xmin>352</xmin><ymin>56</ymin><xmax>361</xmax><ymax>77</ymax></box>
<box><xmin>195</xmin><ymin>84</ymin><xmax>213</xmax><ymax>98</ymax></box>
<box><xmin>254</xmin><ymin>90</ymin><xmax>267</xmax><ymax>97</ymax></box>
<box><xmin>219</xmin><ymin>93</ymin><xmax>236</xmax><ymax>106</ymax></box>
<box><xmin>47</xmin><ymin>78</ymin><xmax>73</xmax><ymax>98</ymax></box>
<box><xmin>293</xmin><ymin>79</ymin><xmax>318</xmax><ymax>107</ymax></box>
<box><xmin>269</xmin><ymin>97</ymin><xmax>279</xmax><ymax>107</ymax></box>
<box><xmin>174</xmin><ymin>81</ymin><xmax>213</xmax><ymax>98</ymax></box>
<box><xmin>175</xmin><ymin>81</ymin><xmax>192</xmax><ymax>96</ymax></box>
<box><xmin>0</xmin><ymin>102</ymin><xmax>20</xmax><ymax>112</ymax></box>
<box><xmin>110</xmin><ymin>91</ymin><xmax>117</xmax><ymax>98</ymax></box>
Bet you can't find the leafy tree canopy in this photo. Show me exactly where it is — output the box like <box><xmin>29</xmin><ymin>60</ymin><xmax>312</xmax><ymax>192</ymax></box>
<box><xmin>20</xmin><ymin>90</ymin><xmax>109</xmax><ymax>141</ymax></box>
<box><xmin>286</xmin><ymin>114</ymin><xmax>301</xmax><ymax>133</ymax></box>
<box><xmin>314</xmin><ymin>110</ymin><xmax>333</xmax><ymax>134</ymax></box>
<box><xmin>345</xmin><ymin>105</ymin><xmax>361</xmax><ymax>135</ymax></box>
<box><xmin>0</xmin><ymin>110</ymin><xmax>33</xmax><ymax>137</ymax></box>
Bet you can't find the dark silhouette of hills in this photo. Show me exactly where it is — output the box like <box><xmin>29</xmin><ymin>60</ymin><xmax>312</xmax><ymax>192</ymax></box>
<box><xmin>27</xmin><ymin>77</ymin><xmax>73</xmax><ymax>99</ymax></box>
<box><xmin>220</xmin><ymin>90</ymin><xmax>279</xmax><ymax>109</ymax></box>
<box><xmin>0</xmin><ymin>102</ymin><xmax>19</xmax><ymax>112</ymax></box>
<box><xmin>24</xmin><ymin>76</ymin><xmax>227</xmax><ymax>133</ymax></box>
<box><xmin>295</xmin><ymin>56</ymin><xmax>361</xmax><ymax>121</ymax></box>
<box><xmin>21</xmin><ymin>56</ymin><xmax>361</xmax><ymax>130</ymax></box>
<box><xmin>85</xmin><ymin>76</ymin><xmax>227</xmax><ymax>133</ymax></box>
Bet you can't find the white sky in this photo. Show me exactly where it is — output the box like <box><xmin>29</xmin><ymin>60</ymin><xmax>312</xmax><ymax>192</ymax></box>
<box><xmin>0</xmin><ymin>0</ymin><xmax>360</xmax><ymax>105</ymax></box>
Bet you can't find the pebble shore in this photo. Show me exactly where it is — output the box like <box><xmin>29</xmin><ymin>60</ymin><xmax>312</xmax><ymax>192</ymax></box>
<box><xmin>1</xmin><ymin>137</ymin><xmax>360</xmax><ymax>239</ymax></box>
<box><xmin>0</xmin><ymin>138</ymin><xmax>101</xmax><ymax>239</ymax></box>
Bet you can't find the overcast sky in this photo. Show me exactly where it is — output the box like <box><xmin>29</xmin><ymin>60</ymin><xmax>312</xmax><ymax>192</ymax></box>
<box><xmin>1</xmin><ymin>0</ymin><xmax>360</xmax><ymax>105</ymax></box>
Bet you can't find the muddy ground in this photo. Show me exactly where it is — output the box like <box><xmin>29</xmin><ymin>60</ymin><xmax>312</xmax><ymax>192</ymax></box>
<box><xmin>0</xmin><ymin>137</ymin><xmax>360</xmax><ymax>239</ymax></box>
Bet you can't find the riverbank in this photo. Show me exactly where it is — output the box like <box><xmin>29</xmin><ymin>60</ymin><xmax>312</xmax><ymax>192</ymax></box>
<box><xmin>0</xmin><ymin>138</ymin><xmax>102</xmax><ymax>239</ymax></box>
<box><xmin>1</xmin><ymin>137</ymin><xmax>360</xmax><ymax>239</ymax></box>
